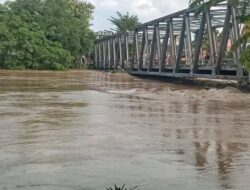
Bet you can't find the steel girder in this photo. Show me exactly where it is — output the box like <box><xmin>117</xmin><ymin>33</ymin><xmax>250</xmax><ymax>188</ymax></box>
<box><xmin>94</xmin><ymin>0</ymin><xmax>249</xmax><ymax>81</ymax></box>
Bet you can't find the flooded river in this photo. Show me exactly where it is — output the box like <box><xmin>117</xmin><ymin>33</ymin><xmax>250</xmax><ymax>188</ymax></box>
<box><xmin>0</xmin><ymin>70</ymin><xmax>250</xmax><ymax>190</ymax></box>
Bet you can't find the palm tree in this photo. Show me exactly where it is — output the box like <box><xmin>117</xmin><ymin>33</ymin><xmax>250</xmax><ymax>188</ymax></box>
<box><xmin>109</xmin><ymin>11</ymin><xmax>140</xmax><ymax>32</ymax></box>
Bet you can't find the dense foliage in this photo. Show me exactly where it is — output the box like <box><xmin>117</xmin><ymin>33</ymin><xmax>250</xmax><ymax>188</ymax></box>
<box><xmin>109</xmin><ymin>12</ymin><xmax>140</xmax><ymax>32</ymax></box>
<box><xmin>240</xmin><ymin>46</ymin><xmax>250</xmax><ymax>71</ymax></box>
<box><xmin>0</xmin><ymin>0</ymin><xmax>95</xmax><ymax>70</ymax></box>
<box><xmin>189</xmin><ymin>0</ymin><xmax>250</xmax><ymax>71</ymax></box>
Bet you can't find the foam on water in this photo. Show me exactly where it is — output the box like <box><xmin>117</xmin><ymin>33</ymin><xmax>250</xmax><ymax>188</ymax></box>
<box><xmin>107</xmin><ymin>89</ymin><xmax>138</xmax><ymax>95</ymax></box>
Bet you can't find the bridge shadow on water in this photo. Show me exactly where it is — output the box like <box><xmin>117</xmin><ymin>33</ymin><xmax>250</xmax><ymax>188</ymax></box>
<box><xmin>129</xmin><ymin>73</ymin><xmax>242</xmax><ymax>90</ymax></box>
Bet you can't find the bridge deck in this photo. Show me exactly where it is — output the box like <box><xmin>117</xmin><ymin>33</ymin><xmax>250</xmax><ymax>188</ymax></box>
<box><xmin>128</xmin><ymin>71</ymin><xmax>240</xmax><ymax>80</ymax></box>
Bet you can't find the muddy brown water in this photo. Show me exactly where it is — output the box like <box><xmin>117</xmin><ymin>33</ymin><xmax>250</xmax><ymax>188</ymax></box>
<box><xmin>0</xmin><ymin>70</ymin><xmax>250</xmax><ymax>190</ymax></box>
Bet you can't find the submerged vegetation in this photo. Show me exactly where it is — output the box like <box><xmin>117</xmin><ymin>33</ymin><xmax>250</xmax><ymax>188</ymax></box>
<box><xmin>0</xmin><ymin>0</ymin><xmax>95</xmax><ymax>70</ymax></box>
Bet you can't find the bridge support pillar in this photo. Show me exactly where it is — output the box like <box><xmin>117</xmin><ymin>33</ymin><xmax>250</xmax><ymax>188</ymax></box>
<box><xmin>118</xmin><ymin>35</ymin><xmax>123</xmax><ymax>69</ymax></box>
<box><xmin>125</xmin><ymin>34</ymin><xmax>129</xmax><ymax>69</ymax></box>
<box><xmin>155</xmin><ymin>24</ymin><xmax>162</xmax><ymax>72</ymax></box>
<box><xmin>112</xmin><ymin>38</ymin><xmax>117</xmax><ymax>69</ymax></box>
<box><xmin>107</xmin><ymin>39</ymin><xmax>111</xmax><ymax>70</ymax></box>
<box><xmin>139</xmin><ymin>28</ymin><xmax>146</xmax><ymax>71</ymax></box>
<box><xmin>132</xmin><ymin>30</ymin><xmax>139</xmax><ymax>71</ymax></box>
<box><xmin>94</xmin><ymin>45</ymin><xmax>97</xmax><ymax>69</ymax></box>
<box><xmin>103</xmin><ymin>41</ymin><xmax>106</xmax><ymax>70</ymax></box>
<box><xmin>98</xmin><ymin>43</ymin><xmax>102</xmax><ymax>69</ymax></box>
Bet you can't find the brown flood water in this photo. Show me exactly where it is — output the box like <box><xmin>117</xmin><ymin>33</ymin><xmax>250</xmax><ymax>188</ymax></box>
<box><xmin>0</xmin><ymin>70</ymin><xmax>250</xmax><ymax>190</ymax></box>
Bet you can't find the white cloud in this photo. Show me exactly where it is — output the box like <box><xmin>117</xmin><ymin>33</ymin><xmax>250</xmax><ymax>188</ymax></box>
<box><xmin>99</xmin><ymin>0</ymin><xmax>118</xmax><ymax>9</ymax></box>
<box><xmin>131</xmin><ymin>0</ymin><xmax>160</xmax><ymax>21</ymax></box>
<box><xmin>90</xmin><ymin>0</ymin><xmax>189</xmax><ymax>31</ymax></box>
<box><xmin>0</xmin><ymin>0</ymin><xmax>189</xmax><ymax>31</ymax></box>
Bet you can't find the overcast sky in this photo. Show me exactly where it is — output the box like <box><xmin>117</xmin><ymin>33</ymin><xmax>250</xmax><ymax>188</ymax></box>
<box><xmin>0</xmin><ymin>0</ymin><xmax>188</xmax><ymax>31</ymax></box>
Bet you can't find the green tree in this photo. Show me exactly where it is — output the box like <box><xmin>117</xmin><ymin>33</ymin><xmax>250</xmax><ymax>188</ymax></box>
<box><xmin>109</xmin><ymin>12</ymin><xmax>140</xmax><ymax>32</ymax></box>
<box><xmin>0</xmin><ymin>4</ymin><xmax>73</xmax><ymax>70</ymax></box>
<box><xmin>0</xmin><ymin>0</ymin><xmax>95</xmax><ymax>70</ymax></box>
<box><xmin>7</xmin><ymin>0</ymin><xmax>95</xmax><ymax>57</ymax></box>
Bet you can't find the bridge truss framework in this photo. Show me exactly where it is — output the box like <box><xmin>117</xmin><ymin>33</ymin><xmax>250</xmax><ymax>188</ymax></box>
<box><xmin>94</xmin><ymin>1</ymin><xmax>250</xmax><ymax>81</ymax></box>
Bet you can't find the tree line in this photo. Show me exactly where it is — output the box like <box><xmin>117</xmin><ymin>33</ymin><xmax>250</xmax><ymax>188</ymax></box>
<box><xmin>0</xmin><ymin>0</ymin><xmax>95</xmax><ymax>70</ymax></box>
<box><xmin>0</xmin><ymin>0</ymin><xmax>249</xmax><ymax>71</ymax></box>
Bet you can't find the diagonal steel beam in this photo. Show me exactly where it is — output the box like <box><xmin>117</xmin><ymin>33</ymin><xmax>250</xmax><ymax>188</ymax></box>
<box><xmin>149</xmin><ymin>23</ymin><xmax>157</xmax><ymax>71</ymax></box>
<box><xmin>193</xmin><ymin>13</ymin><xmax>205</xmax><ymax>73</ymax></box>
<box><xmin>161</xmin><ymin>21</ymin><xmax>170</xmax><ymax>71</ymax></box>
<box><xmin>185</xmin><ymin>13</ymin><xmax>193</xmax><ymax>73</ymax></box>
<box><xmin>145</xmin><ymin>27</ymin><xmax>150</xmax><ymax>67</ymax></box>
<box><xmin>169</xmin><ymin>19</ymin><xmax>176</xmax><ymax>67</ymax></box>
<box><xmin>216</xmin><ymin>5</ymin><xmax>231</xmax><ymax>75</ymax></box>
<box><xmin>206</xmin><ymin>10</ymin><xmax>216</xmax><ymax>75</ymax></box>
<box><xmin>175</xmin><ymin>15</ymin><xmax>186</xmax><ymax>73</ymax></box>
<box><xmin>155</xmin><ymin>24</ymin><xmax>162</xmax><ymax>72</ymax></box>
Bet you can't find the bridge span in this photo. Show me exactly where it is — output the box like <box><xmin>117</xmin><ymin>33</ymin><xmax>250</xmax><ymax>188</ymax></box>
<box><xmin>94</xmin><ymin>1</ymin><xmax>250</xmax><ymax>83</ymax></box>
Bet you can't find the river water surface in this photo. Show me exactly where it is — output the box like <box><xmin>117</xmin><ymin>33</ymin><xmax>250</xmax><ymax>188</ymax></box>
<box><xmin>0</xmin><ymin>70</ymin><xmax>250</xmax><ymax>190</ymax></box>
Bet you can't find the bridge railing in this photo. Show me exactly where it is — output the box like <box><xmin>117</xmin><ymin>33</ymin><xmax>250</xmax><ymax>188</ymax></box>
<box><xmin>94</xmin><ymin>0</ymin><xmax>249</xmax><ymax>80</ymax></box>
<box><xmin>94</xmin><ymin>32</ymin><xmax>134</xmax><ymax>70</ymax></box>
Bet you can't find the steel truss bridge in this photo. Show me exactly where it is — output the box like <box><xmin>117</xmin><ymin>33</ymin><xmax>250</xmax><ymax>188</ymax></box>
<box><xmin>94</xmin><ymin>1</ymin><xmax>250</xmax><ymax>82</ymax></box>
